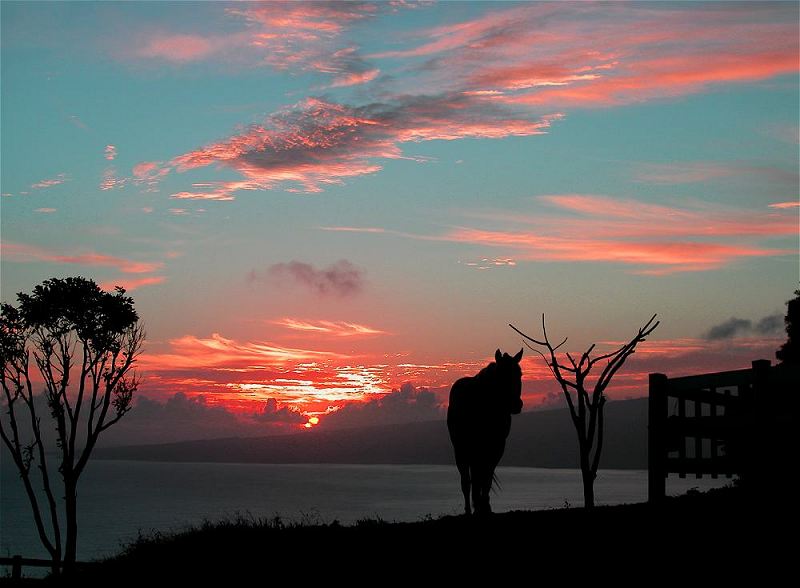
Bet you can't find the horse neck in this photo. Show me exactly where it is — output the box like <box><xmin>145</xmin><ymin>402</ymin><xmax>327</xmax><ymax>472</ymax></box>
<box><xmin>476</xmin><ymin>362</ymin><xmax>496</xmax><ymax>382</ymax></box>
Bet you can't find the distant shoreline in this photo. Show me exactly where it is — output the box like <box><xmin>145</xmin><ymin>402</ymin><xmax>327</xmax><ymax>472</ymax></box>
<box><xmin>95</xmin><ymin>398</ymin><xmax>650</xmax><ymax>469</ymax></box>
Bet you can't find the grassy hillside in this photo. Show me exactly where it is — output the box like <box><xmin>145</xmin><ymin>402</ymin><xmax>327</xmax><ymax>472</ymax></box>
<box><xmin>56</xmin><ymin>485</ymin><xmax>788</xmax><ymax>584</ymax></box>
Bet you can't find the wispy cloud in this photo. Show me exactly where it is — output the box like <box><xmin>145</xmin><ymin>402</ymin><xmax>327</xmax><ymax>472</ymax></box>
<box><xmin>105</xmin><ymin>144</ymin><xmax>117</xmax><ymax>161</ymax></box>
<box><xmin>387</xmin><ymin>2</ymin><xmax>798</xmax><ymax>107</ymax></box>
<box><xmin>2</xmin><ymin>241</ymin><xmax>164</xmax><ymax>274</ymax></box>
<box><xmin>100</xmin><ymin>275</ymin><xmax>166</xmax><ymax>292</ymax></box>
<box><xmin>140</xmin><ymin>333</ymin><xmax>346</xmax><ymax>371</ymax></box>
<box><xmin>634</xmin><ymin>161</ymin><xmax>798</xmax><ymax>185</ymax></box>
<box><xmin>100</xmin><ymin>167</ymin><xmax>127</xmax><ymax>191</ymax></box>
<box><xmin>33</xmin><ymin>207</ymin><xmax>57</xmax><ymax>213</ymax></box>
<box><xmin>461</xmin><ymin>257</ymin><xmax>517</xmax><ymax>270</ymax></box>
<box><xmin>31</xmin><ymin>173</ymin><xmax>68</xmax><ymax>190</ymax></box>
<box><xmin>143</xmin><ymin>96</ymin><xmax>561</xmax><ymax>196</ymax></box>
<box><xmin>274</xmin><ymin>318</ymin><xmax>386</xmax><ymax>337</ymax></box>
<box><xmin>128</xmin><ymin>1</ymin><xmax>387</xmax><ymax>88</ymax></box>
<box><xmin>327</xmin><ymin>195</ymin><xmax>796</xmax><ymax>274</ymax></box>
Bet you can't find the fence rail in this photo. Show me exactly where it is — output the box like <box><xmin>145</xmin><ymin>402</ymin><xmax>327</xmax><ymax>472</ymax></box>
<box><xmin>648</xmin><ymin>359</ymin><xmax>798</xmax><ymax>502</ymax></box>
<box><xmin>0</xmin><ymin>556</ymin><xmax>92</xmax><ymax>581</ymax></box>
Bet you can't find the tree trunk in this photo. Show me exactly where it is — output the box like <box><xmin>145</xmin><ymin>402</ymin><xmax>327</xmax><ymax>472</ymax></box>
<box><xmin>579</xmin><ymin>448</ymin><xmax>595</xmax><ymax>509</ymax></box>
<box><xmin>581</xmin><ymin>467</ymin><xmax>595</xmax><ymax>509</ymax></box>
<box><xmin>63</xmin><ymin>478</ymin><xmax>78</xmax><ymax>575</ymax></box>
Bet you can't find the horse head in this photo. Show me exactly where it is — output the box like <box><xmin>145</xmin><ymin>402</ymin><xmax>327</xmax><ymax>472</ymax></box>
<box><xmin>494</xmin><ymin>348</ymin><xmax>523</xmax><ymax>414</ymax></box>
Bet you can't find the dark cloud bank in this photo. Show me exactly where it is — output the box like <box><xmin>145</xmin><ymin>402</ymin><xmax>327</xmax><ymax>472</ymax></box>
<box><xmin>703</xmin><ymin>313</ymin><xmax>783</xmax><ymax>340</ymax></box>
<box><xmin>249</xmin><ymin>259</ymin><xmax>364</xmax><ymax>297</ymax></box>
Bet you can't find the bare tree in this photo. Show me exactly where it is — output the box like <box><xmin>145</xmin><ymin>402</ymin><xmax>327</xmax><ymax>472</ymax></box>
<box><xmin>0</xmin><ymin>277</ymin><xmax>144</xmax><ymax>575</ymax></box>
<box><xmin>509</xmin><ymin>315</ymin><xmax>658</xmax><ymax>508</ymax></box>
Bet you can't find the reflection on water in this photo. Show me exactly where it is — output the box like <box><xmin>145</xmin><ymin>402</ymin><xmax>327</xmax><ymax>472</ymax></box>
<box><xmin>1</xmin><ymin>460</ymin><xmax>731</xmax><ymax>563</ymax></box>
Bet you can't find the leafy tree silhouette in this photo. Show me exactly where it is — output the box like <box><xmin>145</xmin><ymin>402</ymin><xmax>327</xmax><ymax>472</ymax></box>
<box><xmin>776</xmin><ymin>288</ymin><xmax>799</xmax><ymax>365</ymax></box>
<box><xmin>0</xmin><ymin>277</ymin><xmax>144</xmax><ymax>576</ymax></box>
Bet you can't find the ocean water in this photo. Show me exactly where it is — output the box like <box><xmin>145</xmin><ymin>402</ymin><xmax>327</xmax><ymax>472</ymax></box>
<box><xmin>1</xmin><ymin>460</ymin><xmax>730</xmax><ymax>563</ymax></box>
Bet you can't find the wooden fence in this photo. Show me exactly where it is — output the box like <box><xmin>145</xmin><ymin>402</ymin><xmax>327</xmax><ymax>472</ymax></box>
<box><xmin>648</xmin><ymin>359</ymin><xmax>798</xmax><ymax>502</ymax></box>
<box><xmin>0</xmin><ymin>556</ymin><xmax>92</xmax><ymax>581</ymax></box>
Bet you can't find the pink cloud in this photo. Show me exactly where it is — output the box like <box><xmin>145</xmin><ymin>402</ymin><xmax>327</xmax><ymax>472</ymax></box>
<box><xmin>100</xmin><ymin>167</ymin><xmax>127</xmax><ymax>191</ymax></box>
<box><xmin>132</xmin><ymin>161</ymin><xmax>161</xmax><ymax>178</ymax></box>
<box><xmin>137</xmin><ymin>33</ymin><xmax>219</xmax><ymax>62</ymax></box>
<box><xmin>2</xmin><ymin>241</ymin><xmax>164</xmax><ymax>274</ymax></box>
<box><xmin>327</xmin><ymin>67</ymin><xmax>380</xmax><ymax>88</ymax></box>
<box><xmin>34</xmin><ymin>207</ymin><xmax>56</xmax><ymax>213</ymax></box>
<box><xmin>381</xmin><ymin>3</ymin><xmax>797</xmax><ymax>107</ymax></box>
<box><xmin>769</xmin><ymin>201</ymin><xmax>799</xmax><ymax>209</ymax></box>
<box><xmin>105</xmin><ymin>144</ymin><xmax>117</xmax><ymax>160</ymax></box>
<box><xmin>30</xmin><ymin>173</ymin><xmax>68</xmax><ymax>189</ymax></box>
<box><xmin>336</xmin><ymin>195</ymin><xmax>796</xmax><ymax>274</ymax></box>
<box><xmin>446</xmin><ymin>227</ymin><xmax>781</xmax><ymax>274</ymax></box>
<box><xmin>151</xmin><ymin>95</ymin><xmax>560</xmax><ymax>196</ymax></box>
<box><xmin>634</xmin><ymin>161</ymin><xmax>798</xmax><ymax>185</ymax></box>
<box><xmin>100</xmin><ymin>275</ymin><xmax>166</xmax><ymax>292</ymax></box>
<box><xmin>125</xmin><ymin>2</ymin><xmax>387</xmax><ymax>85</ymax></box>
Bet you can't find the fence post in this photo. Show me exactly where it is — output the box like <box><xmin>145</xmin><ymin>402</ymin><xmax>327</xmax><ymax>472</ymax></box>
<box><xmin>649</xmin><ymin>373</ymin><xmax>668</xmax><ymax>503</ymax></box>
<box><xmin>749</xmin><ymin>359</ymin><xmax>772</xmax><ymax>495</ymax></box>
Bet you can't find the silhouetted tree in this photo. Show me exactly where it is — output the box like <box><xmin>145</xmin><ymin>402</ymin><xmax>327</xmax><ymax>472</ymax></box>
<box><xmin>776</xmin><ymin>288</ymin><xmax>799</xmax><ymax>365</ymax></box>
<box><xmin>0</xmin><ymin>277</ymin><xmax>144</xmax><ymax>575</ymax></box>
<box><xmin>510</xmin><ymin>315</ymin><xmax>658</xmax><ymax>508</ymax></box>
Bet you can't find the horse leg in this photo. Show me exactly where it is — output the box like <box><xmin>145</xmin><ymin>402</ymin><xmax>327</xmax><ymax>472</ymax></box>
<box><xmin>456</xmin><ymin>457</ymin><xmax>471</xmax><ymax>515</ymax></box>
<box><xmin>471</xmin><ymin>474</ymin><xmax>481</xmax><ymax>515</ymax></box>
<box><xmin>482</xmin><ymin>471</ymin><xmax>493</xmax><ymax>515</ymax></box>
<box><xmin>472</xmin><ymin>464</ymin><xmax>491</xmax><ymax>516</ymax></box>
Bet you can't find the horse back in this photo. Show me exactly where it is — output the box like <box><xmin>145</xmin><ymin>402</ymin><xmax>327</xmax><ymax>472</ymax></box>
<box><xmin>447</xmin><ymin>376</ymin><xmax>511</xmax><ymax>444</ymax></box>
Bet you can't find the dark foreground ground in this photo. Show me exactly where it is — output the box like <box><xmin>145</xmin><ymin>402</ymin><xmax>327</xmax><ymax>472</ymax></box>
<box><xmin>7</xmin><ymin>486</ymin><xmax>794</xmax><ymax>585</ymax></box>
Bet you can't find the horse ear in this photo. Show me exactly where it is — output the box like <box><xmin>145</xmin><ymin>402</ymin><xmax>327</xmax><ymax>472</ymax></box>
<box><xmin>495</xmin><ymin>349</ymin><xmax>502</xmax><ymax>362</ymax></box>
<box><xmin>513</xmin><ymin>348</ymin><xmax>523</xmax><ymax>362</ymax></box>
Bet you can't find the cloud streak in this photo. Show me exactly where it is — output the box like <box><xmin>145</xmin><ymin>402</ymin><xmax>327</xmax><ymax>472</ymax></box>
<box><xmin>274</xmin><ymin>318</ymin><xmax>386</xmax><ymax>337</ymax></box>
<box><xmin>144</xmin><ymin>95</ymin><xmax>561</xmax><ymax>196</ymax></box>
<box><xmin>31</xmin><ymin>173</ymin><xmax>68</xmax><ymax>190</ymax></box>
<box><xmin>386</xmin><ymin>2</ymin><xmax>798</xmax><ymax>107</ymax></box>
<box><xmin>129</xmin><ymin>1</ymin><xmax>387</xmax><ymax>88</ymax></box>
<box><xmin>634</xmin><ymin>161</ymin><xmax>798</xmax><ymax>186</ymax></box>
<box><xmin>2</xmin><ymin>241</ymin><xmax>164</xmax><ymax>274</ymax></box>
<box><xmin>329</xmin><ymin>195</ymin><xmax>797</xmax><ymax>274</ymax></box>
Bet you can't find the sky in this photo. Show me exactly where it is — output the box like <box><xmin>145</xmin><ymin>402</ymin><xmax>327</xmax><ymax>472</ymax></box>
<box><xmin>1</xmin><ymin>1</ymin><xmax>798</xmax><ymax>442</ymax></box>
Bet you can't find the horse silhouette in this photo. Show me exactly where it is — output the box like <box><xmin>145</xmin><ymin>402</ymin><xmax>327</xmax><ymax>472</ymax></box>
<box><xmin>447</xmin><ymin>349</ymin><xmax>523</xmax><ymax>515</ymax></box>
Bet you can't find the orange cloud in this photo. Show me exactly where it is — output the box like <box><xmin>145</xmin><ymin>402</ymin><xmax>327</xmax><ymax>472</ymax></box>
<box><xmin>275</xmin><ymin>318</ymin><xmax>386</xmax><ymax>337</ymax></box>
<box><xmin>100</xmin><ymin>275</ymin><xmax>166</xmax><ymax>292</ymax></box>
<box><xmin>2</xmin><ymin>241</ymin><xmax>164</xmax><ymax>274</ymax></box>
<box><xmin>140</xmin><ymin>333</ymin><xmax>347</xmax><ymax>372</ymax></box>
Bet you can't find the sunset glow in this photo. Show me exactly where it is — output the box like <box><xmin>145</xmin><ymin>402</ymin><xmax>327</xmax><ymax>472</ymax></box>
<box><xmin>2</xmin><ymin>1</ymin><xmax>796</xmax><ymax>441</ymax></box>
